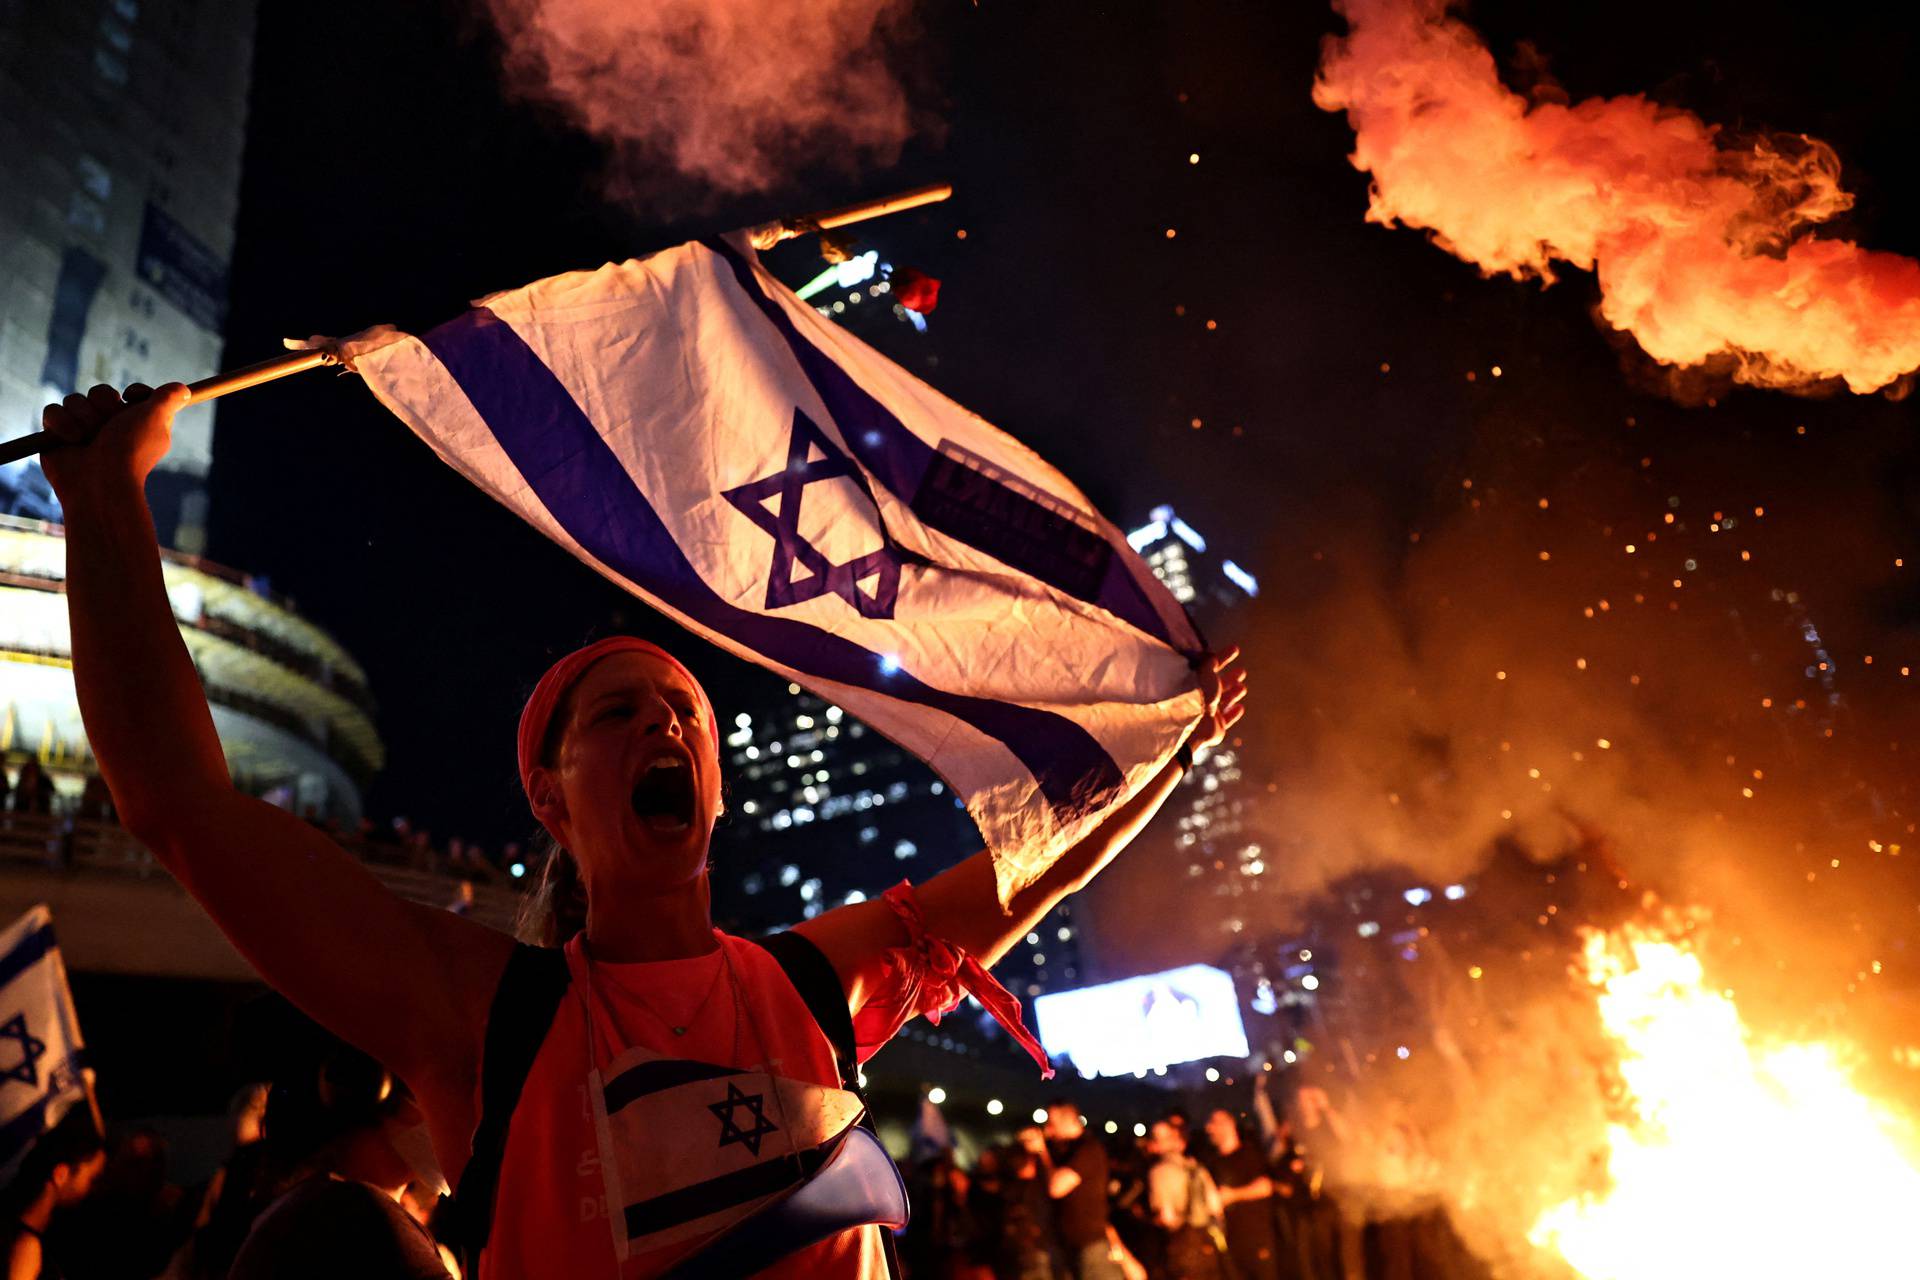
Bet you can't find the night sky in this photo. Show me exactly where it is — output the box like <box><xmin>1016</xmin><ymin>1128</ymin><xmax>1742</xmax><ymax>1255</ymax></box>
<box><xmin>206</xmin><ymin>0</ymin><xmax>1920</xmax><ymax>858</ymax></box>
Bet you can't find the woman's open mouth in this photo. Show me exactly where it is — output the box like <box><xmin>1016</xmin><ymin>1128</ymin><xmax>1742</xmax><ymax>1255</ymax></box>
<box><xmin>630</xmin><ymin>755</ymin><xmax>696</xmax><ymax>832</ymax></box>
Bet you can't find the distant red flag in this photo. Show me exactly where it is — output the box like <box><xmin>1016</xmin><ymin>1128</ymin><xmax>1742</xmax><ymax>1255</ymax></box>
<box><xmin>893</xmin><ymin>267</ymin><xmax>941</xmax><ymax>314</ymax></box>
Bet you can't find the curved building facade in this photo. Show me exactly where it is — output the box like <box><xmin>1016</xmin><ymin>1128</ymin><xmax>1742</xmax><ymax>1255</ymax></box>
<box><xmin>0</xmin><ymin>514</ymin><xmax>379</xmax><ymax>822</ymax></box>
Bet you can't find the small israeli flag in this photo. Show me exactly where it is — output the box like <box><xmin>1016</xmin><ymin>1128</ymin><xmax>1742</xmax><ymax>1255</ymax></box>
<box><xmin>332</xmin><ymin>234</ymin><xmax>1207</xmax><ymax>899</ymax></box>
<box><xmin>0</xmin><ymin>906</ymin><xmax>88</xmax><ymax>1169</ymax></box>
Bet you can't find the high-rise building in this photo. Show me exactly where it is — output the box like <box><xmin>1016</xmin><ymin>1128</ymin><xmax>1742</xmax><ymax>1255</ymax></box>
<box><xmin>1071</xmin><ymin>505</ymin><xmax>1261</xmax><ymax>985</ymax></box>
<box><xmin>707</xmin><ymin>681</ymin><xmax>1088</xmax><ymax>994</ymax></box>
<box><xmin>0</xmin><ymin>0</ymin><xmax>257</xmax><ymax>555</ymax></box>
<box><xmin>0</xmin><ymin>2</ymin><xmax>379</xmax><ymax>823</ymax></box>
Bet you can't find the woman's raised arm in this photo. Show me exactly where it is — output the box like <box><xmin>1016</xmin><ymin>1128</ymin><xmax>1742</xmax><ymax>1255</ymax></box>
<box><xmin>798</xmin><ymin>649</ymin><xmax>1247</xmax><ymax>1013</ymax></box>
<box><xmin>42</xmin><ymin>384</ymin><xmax>512</xmax><ymax>1100</ymax></box>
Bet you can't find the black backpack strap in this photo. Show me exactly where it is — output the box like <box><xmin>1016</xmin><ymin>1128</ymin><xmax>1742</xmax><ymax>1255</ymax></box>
<box><xmin>445</xmin><ymin>942</ymin><xmax>571</xmax><ymax>1276</ymax></box>
<box><xmin>754</xmin><ymin>929</ymin><xmax>904</xmax><ymax>1279</ymax></box>
<box><xmin>754</xmin><ymin>929</ymin><xmax>858</xmax><ymax>1092</ymax></box>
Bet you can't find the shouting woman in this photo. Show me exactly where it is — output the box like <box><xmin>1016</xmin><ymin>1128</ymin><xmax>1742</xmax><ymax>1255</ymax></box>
<box><xmin>40</xmin><ymin>382</ymin><xmax>1246</xmax><ymax>1279</ymax></box>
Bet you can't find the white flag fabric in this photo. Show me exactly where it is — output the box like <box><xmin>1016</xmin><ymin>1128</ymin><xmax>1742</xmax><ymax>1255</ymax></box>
<box><xmin>587</xmin><ymin>1045</ymin><xmax>866</xmax><ymax>1261</ymax></box>
<box><xmin>334</xmin><ymin>234</ymin><xmax>1206</xmax><ymax>897</ymax></box>
<box><xmin>0</xmin><ymin>905</ymin><xmax>88</xmax><ymax>1169</ymax></box>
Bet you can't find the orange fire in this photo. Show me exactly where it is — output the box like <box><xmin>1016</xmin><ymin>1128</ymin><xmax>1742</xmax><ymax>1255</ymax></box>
<box><xmin>1315</xmin><ymin>0</ymin><xmax>1920</xmax><ymax>393</ymax></box>
<box><xmin>1529</xmin><ymin>925</ymin><xmax>1920</xmax><ymax>1277</ymax></box>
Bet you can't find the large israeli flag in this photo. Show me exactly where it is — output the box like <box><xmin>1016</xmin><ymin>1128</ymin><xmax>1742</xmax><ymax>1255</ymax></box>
<box><xmin>0</xmin><ymin>906</ymin><xmax>88</xmax><ymax>1169</ymax></box>
<box><xmin>332</xmin><ymin>234</ymin><xmax>1206</xmax><ymax>897</ymax></box>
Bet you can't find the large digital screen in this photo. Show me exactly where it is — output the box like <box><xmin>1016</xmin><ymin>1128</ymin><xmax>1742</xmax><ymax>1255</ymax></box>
<box><xmin>1032</xmin><ymin>964</ymin><xmax>1249</xmax><ymax>1078</ymax></box>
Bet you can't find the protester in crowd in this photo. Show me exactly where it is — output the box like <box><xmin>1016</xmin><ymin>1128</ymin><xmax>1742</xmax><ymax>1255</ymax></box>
<box><xmin>910</xmin><ymin>1152</ymin><xmax>992</xmax><ymax>1280</ymax></box>
<box><xmin>162</xmin><ymin>1083</ymin><xmax>274</xmax><ymax>1280</ymax></box>
<box><xmin>52</xmin><ymin>1125</ymin><xmax>199</xmax><ymax>1279</ymax></box>
<box><xmin>42</xmin><ymin>384</ymin><xmax>1247</xmax><ymax>1279</ymax></box>
<box><xmin>1</xmin><ymin>1109</ymin><xmax>106</xmax><ymax>1280</ymax></box>
<box><xmin>73</xmin><ymin>776</ymin><xmax>113</xmax><ymax>825</ymax></box>
<box><xmin>994</xmin><ymin>1127</ymin><xmax>1065</xmax><ymax>1280</ymax></box>
<box><xmin>8</xmin><ymin>761</ymin><xmax>53</xmax><ymax>817</ymax></box>
<box><xmin>1042</xmin><ymin>1100</ymin><xmax>1125</xmax><ymax>1280</ymax></box>
<box><xmin>1105</xmin><ymin>1134</ymin><xmax>1160</xmax><ymax>1280</ymax></box>
<box><xmin>1147</xmin><ymin>1119</ymin><xmax>1228</xmax><ymax>1280</ymax></box>
<box><xmin>226</xmin><ymin>1028</ymin><xmax>450</xmax><ymax>1279</ymax></box>
<box><xmin>1202</xmin><ymin>1107</ymin><xmax>1284</xmax><ymax>1280</ymax></box>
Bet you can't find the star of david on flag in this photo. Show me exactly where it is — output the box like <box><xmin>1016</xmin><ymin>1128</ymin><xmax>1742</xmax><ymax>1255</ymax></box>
<box><xmin>0</xmin><ymin>906</ymin><xmax>89</xmax><ymax>1173</ymax></box>
<box><xmin>327</xmin><ymin>231</ymin><xmax>1208</xmax><ymax>898</ymax></box>
<box><xmin>586</xmin><ymin>1044</ymin><xmax>867</xmax><ymax>1262</ymax></box>
<box><xmin>722</xmin><ymin>408</ymin><xmax>904</xmax><ymax>619</ymax></box>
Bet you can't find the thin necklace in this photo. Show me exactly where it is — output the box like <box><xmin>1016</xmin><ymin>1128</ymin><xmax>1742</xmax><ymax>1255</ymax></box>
<box><xmin>599</xmin><ymin>938</ymin><xmax>730</xmax><ymax>1038</ymax></box>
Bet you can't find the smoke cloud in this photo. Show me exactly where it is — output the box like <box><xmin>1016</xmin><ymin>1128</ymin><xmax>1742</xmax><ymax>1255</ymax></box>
<box><xmin>1314</xmin><ymin>0</ymin><xmax>1920</xmax><ymax>394</ymax></box>
<box><xmin>481</xmin><ymin>0</ymin><xmax>918</xmax><ymax>199</ymax></box>
<box><xmin>1086</xmin><ymin>413</ymin><xmax>1920</xmax><ymax>1272</ymax></box>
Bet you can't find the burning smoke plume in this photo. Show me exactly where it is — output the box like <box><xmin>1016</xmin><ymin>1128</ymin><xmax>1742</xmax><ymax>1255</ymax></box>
<box><xmin>1314</xmin><ymin>0</ymin><xmax>1920</xmax><ymax>394</ymax></box>
<box><xmin>1086</xmin><ymin>408</ymin><xmax>1920</xmax><ymax>1274</ymax></box>
<box><xmin>481</xmin><ymin>0</ymin><xmax>918</xmax><ymax>198</ymax></box>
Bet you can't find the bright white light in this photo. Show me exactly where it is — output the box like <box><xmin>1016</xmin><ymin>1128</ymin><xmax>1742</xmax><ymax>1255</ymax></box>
<box><xmin>844</xmin><ymin>889</ymin><xmax>866</xmax><ymax>904</ymax></box>
<box><xmin>1404</xmin><ymin>887</ymin><xmax>1434</xmax><ymax>906</ymax></box>
<box><xmin>1444</xmin><ymin>884</ymin><xmax>1468</xmax><ymax>900</ymax></box>
<box><xmin>879</xmin><ymin>653</ymin><xmax>902</xmax><ymax>675</ymax></box>
<box><xmin>1171</xmin><ymin>518</ymin><xmax>1207</xmax><ymax>553</ymax></box>
<box><xmin>780</xmin><ymin>864</ymin><xmax>800</xmax><ymax>886</ymax></box>
<box><xmin>1222</xmin><ymin>559</ymin><xmax>1260</xmax><ymax>597</ymax></box>
<box><xmin>509</xmin><ymin>862</ymin><xmax>526</xmax><ymax>878</ymax></box>
<box><xmin>926</xmin><ymin>1086</ymin><xmax>947</xmax><ymax>1105</ymax></box>
<box><xmin>904</xmin><ymin>308</ymin><xmax>928</xmax><ymax>333</ymax></box>
<box><xmin>1151</xmin><ymin>504</ymin><xmax>1174</xmax><ymax>522</ymax></box>
<box><xmin>1033</xmin><ymin>1108</ymin><xmax>1049</xmax><ymax>1124</ymax></box>
<box><xmin>735</xmin><ymin>713</ymin><xmax>752</xmax><ymax>728</ymax></box>
<box><xmin>1205</xmin><ymin>1067</ymin><xmax>1220</xmax><ymax>1082</ymax></box>
<box><xmin>1396</xmin><ymin>1045</ymin><xmax>1411</xmax><ymax>1060</ymax></box>
<box><xmin>1033</xmin><ymin>963</ymin><xmax>1249</xmax><ymax>1079</ymax></box>
<box><xmin>1282</xmin><ymin>1049</ymin><xmax>1297</xmax><ymax>1064</ymax></box>
<box><xmin>986</xmin><ymin>1098</ymin><xmax>1003</xmax><ymax>1116</ymax></box>
<box><xmin>1300</xmin><ymin>974</ymin><xmax>1320</xmax><ymax>991</ymax></box>
<box><xmin>1104</xmin><ymin>1120</ymin><xmax>1119</xmax><ymax>1134</ymax></box>
<box><xmin>833</xmin><ymin>249</ymin><xmax>879</xmax><ymax>289</ymax></box>
<box><xmin>1134</xmin><ymin>1122</ymin><xmax>1148</xmax><ymax>1137</ymax></box>
<box><xmin>1358</xmin><ymin>921</ymin><xmax>1380</xmax><ymax>938</ymax></box>
<box><xmin>1126</xmin><ymin>519</ymin><xmax>1169</xmax><ymax>551</ymax></box>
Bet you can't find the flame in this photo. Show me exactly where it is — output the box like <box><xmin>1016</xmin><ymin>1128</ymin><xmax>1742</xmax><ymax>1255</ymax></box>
<box><xmin>1530</xmin><ymin>925</ymin><xmax>1920</xmax><ymax>1278</ymax></box>
<box><xmin>1314</xmin><ymin>0</ymin><xmax>1920</xmax><ymax>393</ymax></box>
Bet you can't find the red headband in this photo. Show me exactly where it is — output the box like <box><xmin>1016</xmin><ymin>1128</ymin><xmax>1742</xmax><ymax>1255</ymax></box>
<box><xmin>516</xmin><ymin>636</ymin><xmax>719</xmax><ymax>799</ymax></box>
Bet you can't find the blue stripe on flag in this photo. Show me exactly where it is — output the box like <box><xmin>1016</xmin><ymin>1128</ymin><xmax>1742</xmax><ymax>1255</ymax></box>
<box><xmin>421</xmin><ymin>309</ymin><xmax>1124</xmax><ymax>818</ymax></box>
<box><xmin>603</xmin><ymin>1059</ymin><xmax>741</xmax><ymax>1116</ymax></box>
<box><xmin>702</xmin><ymin>237</ymin><xmax>1183</xmax><ymax>650</ymax></box>
<box><xmin>0</xmin><ymin>925</ymin><xmax>54</xmax><ymax>993</ymax></box>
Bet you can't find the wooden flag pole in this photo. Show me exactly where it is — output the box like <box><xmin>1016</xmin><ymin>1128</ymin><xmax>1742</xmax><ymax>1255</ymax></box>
<box><xmin>0</xmin><ymin>182</ymin><xmax>954</xmax><ymax>467</ymax></box>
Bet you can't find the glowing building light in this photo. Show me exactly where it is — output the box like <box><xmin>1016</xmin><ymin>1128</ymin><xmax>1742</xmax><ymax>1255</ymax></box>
<box><xmin>1444</xmin><ymin>884</ymin><xmax>1468</xmax><ymax>900</ymax></box>
<box><xmin>1404</xmin><ymin>887</ymin><xmax>1434</xmax><ymax>906</ymax></box>
<box><xmin>1127</xmin><ymin>519</ymin><xmax>1169</xmax><ymax>551</ymax></box>
<box><xmin>986</xmin><ymin>1098</ymin><xmax>1004</xmax><ymax>1116</ymax></box>
<box><xmin>1171</xmin><ymin>518</ymin><xmax>1208</xmax><ymax>553</ymax></box>
<box><xmin>1300</xmin><ymin>974</ymin><xmax>1320</xmax><ymax>991</ymax></box>
<box><xmin>1033</xmin><ymin>1108</ymin><xmax>1049</xmax><ymax>1125</ymax></box>
<box><xmin>1222</xmin><ymin>560</ymin><xmax>1260</xmax><ymax>597</ymax></box>
<box><xmin>926</xmin><ymin>1086</ymin><xmax>947</xmax><ymax>1105</ymax></box>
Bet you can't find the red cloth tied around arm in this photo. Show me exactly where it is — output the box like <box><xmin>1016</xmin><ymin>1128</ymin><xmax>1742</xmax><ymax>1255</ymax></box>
<box><xmin>852</xmin><ymin>881</ymin><xmax>1055</xmax><ymax>1079</ymax></box>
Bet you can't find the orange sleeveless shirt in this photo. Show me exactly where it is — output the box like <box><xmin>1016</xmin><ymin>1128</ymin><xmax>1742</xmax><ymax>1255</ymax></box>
<box><xmin>477</xmin><ymin>932</ymin><xmax>891</xmax><ymax>1279</ymax></box>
